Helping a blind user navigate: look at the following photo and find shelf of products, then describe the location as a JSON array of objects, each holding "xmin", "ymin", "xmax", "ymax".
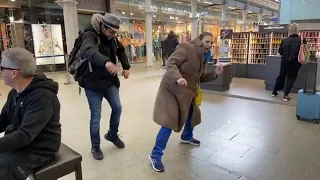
[
  {"xmin": 271, "ymin": 32, "xmax": 288, "ymax": 55},
  {"xmin": 0, "ymin": 23, "xmax": 8, "ymax": 51},
  {"xmin": 249, "ymin": 33, "xmax": 271, "ymax": 64},
  {"xmin": 300, "ymin": 31, "xmax": 320, "ymax": 56},
  {"xmin": 231, "ymin": 33, "xmax": 249, "ymax": 64}
]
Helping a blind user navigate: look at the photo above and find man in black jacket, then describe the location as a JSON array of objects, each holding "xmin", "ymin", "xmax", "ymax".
[
  {"xmin": 0, "ymin": 48, "xmax": 61, "ymax": 180},
  {"xmin": 163, "ymin": 31, "xmax": 179, "ymax": 66},
  {"xmin": 79, "ymin": 13, "xmax": 131, "ymax": 160},
  {"xmin": 272, "ymin": 23, "xmax": 306, "ymax": 101}
]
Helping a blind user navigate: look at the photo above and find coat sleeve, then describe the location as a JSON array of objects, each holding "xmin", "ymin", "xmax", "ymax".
[
  {"xmin": 0, "ymin": 102, "xmax": 8, "ymax": 133},
  {"xmin": 166, "ymin": 44, "xmax": 187, "ymax": 81},
  {"xmin": 80, "ymin": 32, "xmax": 110, "ymax": 67},
  {"xmin": 174, "ymin": 38, "xmax": 179, "ymax": 48},
  {"xmin": 200, "ymin": 64, "xmax": 218, "ymax": 83},
  {"xmin": 115, "ymin": 38, "xmax": 131, "ymax": 70},
  {"xmin": 0, "ymin": 94, "xmax": 53, "ymax": 153},
  {"xmin": 278, "ymin": 40, "xmax": 284, "ymax": 55}
]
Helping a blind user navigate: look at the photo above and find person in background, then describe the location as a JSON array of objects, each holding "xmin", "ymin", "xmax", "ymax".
[
  {"xmin": 0, "ymin": 48, "xmax": 61, "ymax": 179},
  {"xmin": 160, "ymin": 40, "xmax": 166, "ymax": 67},
  {"xmin": 162, "ymin": 31, "xmax": 179, "ymax": 67},
  {"xmin": 149, "ymin": 32, "xmax": 223, "ymax": 172},
  {"xmin": 80, "ymin": 13, "xmax": 131, "ymax": 160},
  {"xmin": 272, "ymin": 23, "xmax": 307, "ymax": 101}
]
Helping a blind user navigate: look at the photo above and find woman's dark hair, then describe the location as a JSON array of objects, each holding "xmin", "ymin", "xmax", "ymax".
[{"xmin": 199, "ymin": 32, "xmax": 213, "ymax": 40}]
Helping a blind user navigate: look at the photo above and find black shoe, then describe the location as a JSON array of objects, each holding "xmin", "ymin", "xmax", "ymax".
[
  {"xmin": 91, "ymin": 146, "xmax": 104, "ymax": 160},
  {"xmin": 104, "ymin": 132, "xmax": 125, "ymax": 149},
  {"xmin": 271, "ymin": 92, "xmax": 278, "ymax": 97},
  {"xmin": 283, "ymin": 96, "xmax": 292, "ymax": 102}
]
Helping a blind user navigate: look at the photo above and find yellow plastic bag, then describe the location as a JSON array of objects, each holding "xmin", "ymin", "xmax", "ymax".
[{"xmin": 194, "ymin": 85, "xmax": 203, "ymax": 106}]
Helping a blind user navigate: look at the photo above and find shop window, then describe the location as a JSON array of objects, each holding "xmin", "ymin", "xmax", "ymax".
[{"xmin": 0, "ymin": 0, "xmax": 67, "ymax": 73}]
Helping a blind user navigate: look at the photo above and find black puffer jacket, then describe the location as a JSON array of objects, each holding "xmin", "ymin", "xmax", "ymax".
[
  {"xmin": 79, "ymin": 26, "xmax": 130, "ymax": 92},
  {"xmin": 279, "ymin": 34, "xmax": 307, "ymax": 63},
  {"xmin": 163, "ymin": 34, "xmax": 179, "ymax": 58}
]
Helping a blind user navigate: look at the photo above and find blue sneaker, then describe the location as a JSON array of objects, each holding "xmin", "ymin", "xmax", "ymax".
[
  {"xmin": 149, "ymin": 155, "xmax": 164, "ymax": 172},
  {"xmin": 180, "ymin": 137, "xmax": 201, "ymax": 146}
]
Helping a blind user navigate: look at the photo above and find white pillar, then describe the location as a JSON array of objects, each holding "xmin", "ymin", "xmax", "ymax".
[
  {"xmin": 109, "ymin": 0, "xmax": 116, "ymax": 14},
  {"xmin": 258, "ymin": 14, "xmax": 263, "ymax": 24},
  {"xmin": 164, "ymin": 23, "xmax": 168, "ymax": 33},
  {"xmin": 145, "ymin": 0, "xmax": 153, "ymax": 67},
  {"xmin": 221, "ymin": 5, "xmax": 228, "ymax": 28},
  {"xmin": 57, "ymin": 0, "xmax": 79, "ymax": 55},
  {"xmin": 191, "ymin": 0, "xmax": 198, "ymax": 39},
  {"xmin": 241, "ymin": 10, "xmax": 247, "ymax": 32}
]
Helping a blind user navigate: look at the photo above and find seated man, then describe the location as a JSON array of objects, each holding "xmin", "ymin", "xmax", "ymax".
[{"xmin": 0, "ymin": 48, "xmax": 61, "ymax": 180}]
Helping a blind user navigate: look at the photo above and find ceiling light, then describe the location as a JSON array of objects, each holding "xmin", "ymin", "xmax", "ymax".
[
  {"xmin": 175, "ymin": 17, "xmax": 178, "ymax": 20},
  {"xmin": 130, "ymin": 13, "xmax": 133, "ymax": 15},
  {"xmin": 122, "ymin": 12, "xmax": 125, "ymax": 15},
  {"xmin": 153, "ymin": 15, "xmax": 156, "ymax": 17}
]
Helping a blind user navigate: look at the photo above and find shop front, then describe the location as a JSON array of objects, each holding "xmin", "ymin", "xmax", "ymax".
[{"xmin": 0, "ymin": 0, "xmax": 66, "ymax": 74}]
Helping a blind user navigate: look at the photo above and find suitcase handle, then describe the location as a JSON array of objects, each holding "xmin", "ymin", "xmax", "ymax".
[{"xmin": 303, "ymin": 61, "xmax": 318, "ymax": 94}]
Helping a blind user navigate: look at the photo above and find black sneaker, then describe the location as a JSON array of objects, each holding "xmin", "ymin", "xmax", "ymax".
[
  {"xmin": 104, "ymin": 132, "xmax": 125, "ymax": 149},
  {"xmin": 283, "ymin": 96, "xmax": 292, "ymax": 102},
  {"xmin": 149, "ymin": 155, "xmax": 164, "ymax": 172},
  {"xmin": 91, "ymin": 146, "xmax": 104, "ymax": 160},
  {"xmin": 271, "ymin": 92, "xmax": 278, "ymax": 97}
]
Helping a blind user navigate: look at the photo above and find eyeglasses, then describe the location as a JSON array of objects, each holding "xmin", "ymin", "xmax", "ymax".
[{"xmin": 0, "ymin": 66, "xmax": 20, "ymax": 71}]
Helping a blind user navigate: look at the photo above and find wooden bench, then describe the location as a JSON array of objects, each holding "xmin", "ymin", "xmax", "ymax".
[{"xmin": 34, "ymin": 143, "xmax": 83, "ymax": 180}]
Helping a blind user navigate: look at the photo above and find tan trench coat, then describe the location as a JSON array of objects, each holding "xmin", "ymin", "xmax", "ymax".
[{"xmin": 153, "ymin": 38, "xmax": 217, "ymax": 132}]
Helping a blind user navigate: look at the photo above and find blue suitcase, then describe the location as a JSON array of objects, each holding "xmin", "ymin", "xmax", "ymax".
[
  {"xmin": 296, "ymin": 62, "xmax": 320, "ymax": 124},
  {"xmin": 296, "ymin": 90, "xmax": 320, "ymax": 124}
]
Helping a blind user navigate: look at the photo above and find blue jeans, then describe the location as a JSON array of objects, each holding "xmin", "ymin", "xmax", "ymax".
[
  {"xmin": 85, "ymin": 86, "xmax": 122, "ymax": 147},
  {"xmin": 151, "ymin": 105, "xmax": 194, "ymax": 159}
]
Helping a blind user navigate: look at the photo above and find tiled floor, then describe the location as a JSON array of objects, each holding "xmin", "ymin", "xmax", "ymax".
[
  {"xmin": 204, "ymin": 78, "xmax": 297, "ymax": 107},
  {"xmin": 1, "ymin": 63, "xmax": 320, "ymax": 180}
]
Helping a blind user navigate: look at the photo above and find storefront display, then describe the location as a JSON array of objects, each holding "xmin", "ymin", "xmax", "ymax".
[
  {"xmin": 229, "ymin": 24, "xmax": 289, "ymax": 79},
  {"xmin": 0, "ymin": 22, "xmax": 8, "ymax": 51},
  {"xmin": 300, "ymin": 31, "xmax": 320, "ymax": 56},
  {"xmin": 32, "ymin": 24, "xmax": 65, "ymax": 65},
  {"xmin": 231, "ymin": 33, "xmax": 249, "ymax": 64},
  {"xmin": 118, "ymin": 34, "xmax": 146, "ymax": 64}
]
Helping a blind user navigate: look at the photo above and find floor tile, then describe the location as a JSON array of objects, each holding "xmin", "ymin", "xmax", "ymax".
[{"xmin": 0, "ymin": 65, "xmax": 319, "ymax": 180}]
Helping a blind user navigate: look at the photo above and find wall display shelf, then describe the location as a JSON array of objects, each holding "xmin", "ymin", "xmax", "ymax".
[
  {"xmin": 230, "ymin": 32, "xmax": 249, "ymax": 78},
  {"xmin": 300, "ymin": 31, "xmax": 320, "ymax": 56},
  {"xmin": 271, "ymin": 32, "xmax": 288, "ymax": 55},
  {"xmin": 248, "ymin": 32, "xmax": 271, "ymax": 65},
  {"xmin": 230, "ymin": 25, "xmax": 290, "ymax": 79},
  {"xmin": 231, "ymin": 33, "xmax": 249, "ymax": 64}
]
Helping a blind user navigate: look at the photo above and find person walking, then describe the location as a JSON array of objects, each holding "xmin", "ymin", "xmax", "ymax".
[
  {"xmin": 162, "ymin": 31, "xmax": 179, "ymax": 67},
  {"xmin": 272, "ymin": 23, "xmax": 307, "ymax": 101},
  {"xmin": 149, "ymin": 32, "xmax": 223, "ymax": 172},
  {"xmin": 79, "ymin": 13, "xmax": 131, "ymax": 160}
]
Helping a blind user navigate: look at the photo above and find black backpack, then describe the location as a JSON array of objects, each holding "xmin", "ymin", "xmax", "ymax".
[{"xmin": 67, "ymin": 31, "xmax": 98, "ymax": 82}]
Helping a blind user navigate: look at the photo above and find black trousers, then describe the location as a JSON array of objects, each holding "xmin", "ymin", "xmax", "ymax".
[
  {"xmin": 274, "ymin": 60, "xmax": 301, "ymax": 95},
  {"xmin": 162, "ymin": 53, "xmax": 167, "ymax": 66},
  {"xmin": 0, "ymin": 152, "xmax": 51, "ymax": 180}
]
